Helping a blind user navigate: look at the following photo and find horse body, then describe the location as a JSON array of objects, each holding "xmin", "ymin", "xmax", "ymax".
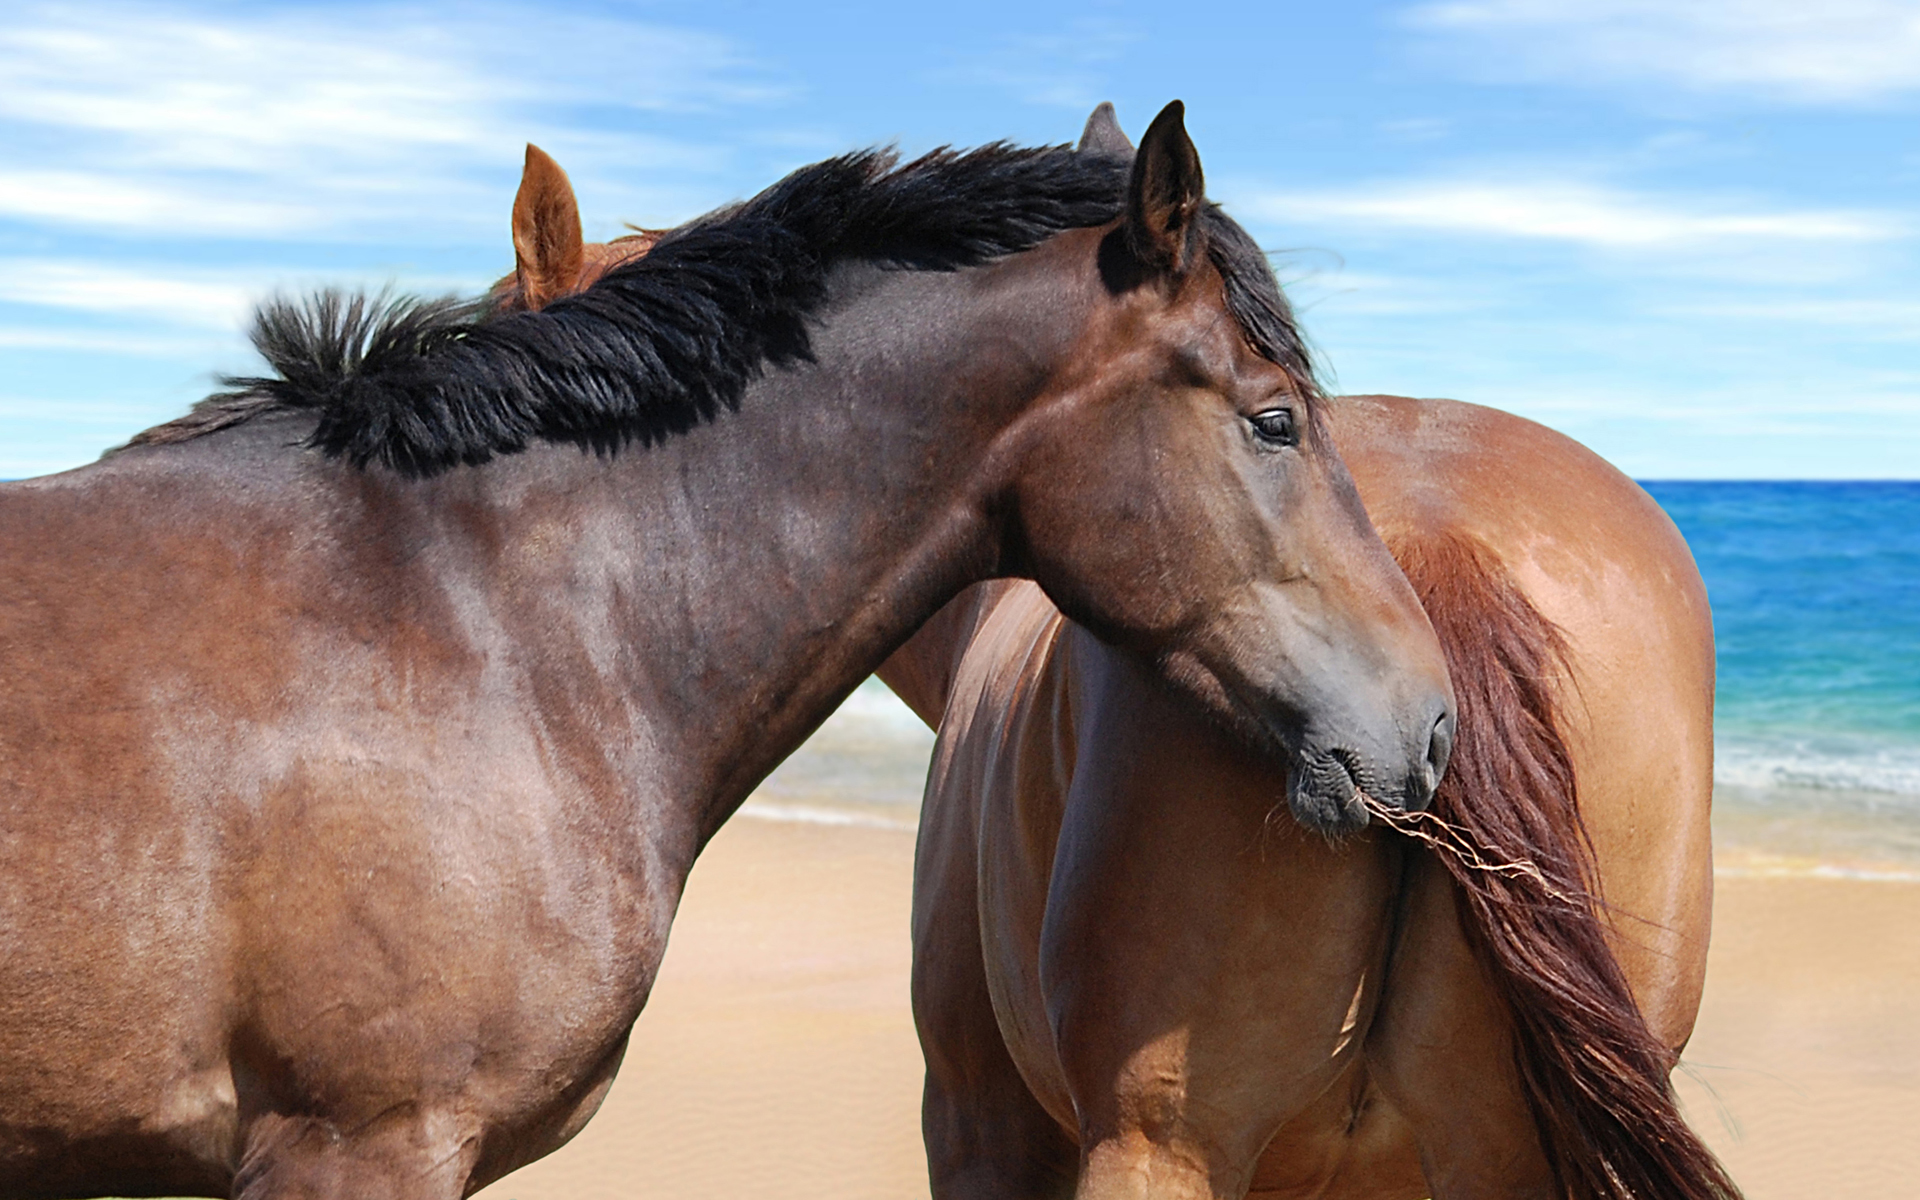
[
  {"xmin": 900, "ymin": 394, "xmax": 1721, "ymax": 1199},
  {"xmin": 0, "ymin": 113, "xmax": 1454, "ymax": 1197}
]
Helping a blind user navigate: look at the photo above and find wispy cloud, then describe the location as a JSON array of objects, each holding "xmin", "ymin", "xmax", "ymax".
[
  {"xmin": 949, "ymin": 18, "xmax": 1141, "ymax": 110},
  {"xmin": 1248, "ymin": 178, "xmax": 1903, "ymax": 248},
  {"xmin": 0, "ymin": 261, "xmax": 463, "ymax": 332},
  {"xmin": 0, "ymin": 328, "xmax": 228, "ymax": 356},
  {"xmin": 0, "ymin": 260, "xmax": 254, "ymax": 327},
  {"xmin": 0, "ymin": 395, "xmax": 169, "ymax": 423},
  {"xmin": 1405, "ymin": 0, "xmax": 1920, "ymax": 105},
  {"xmin": 1659, "ymin": 297, "xmax": 1920, "ymax": 340},
  {"xmin": 0, "ymin": 2, "xmax": 774, "ymax": 240},
  {"xmin": 0, "ymin": 170, "xmax": 323, "ymax": 237},
  {"xmin": 1278, "ymin": 267, "xmax": 1506, "ymax": 317}
]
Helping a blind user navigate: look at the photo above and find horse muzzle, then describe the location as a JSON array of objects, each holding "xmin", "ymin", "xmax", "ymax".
[{"xmin": 1285, "ymin": 705, "xmax": 1454, "ymax": 836}]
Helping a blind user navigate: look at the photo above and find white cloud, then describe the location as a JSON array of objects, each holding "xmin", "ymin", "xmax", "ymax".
[
  {"xmin": 1406, "ymin": 0, "xmax": 1920, "ymax": 105},
  {"xmin": 1659, "ymin": 297, "xmax": 1920, "ymax": 339},
  {"xmin": 0, "ymin": 396, "xmax": 168, "ymax": 423},
  {"xmin": 1248, "ymin": 178, "xmax": 1903, "ymax": 248},
  {"xmin": 1378, "ymin": 117, "xmax": 1454, "ymax": 142},
  {"xmin": 1275, "ymin": 266, "xmax": 1503, "ymax": 316},
  {"xmin": 0, "ymin": 171, "xmax": 322, "ymax": 236},
  {"xmin": 0, "ymin": 260, "xmax": 256, "ymax": 328},
  {"xmin": 0, "ymin": 2, "xmax": 773, "ymax": 239},
  {"xmin": 0, "ymin": 258, "xmax": 493, "ymax": 340},
  {"xmin": 0, "ymin": 328, "xmax": 228, "ymax": 356}
]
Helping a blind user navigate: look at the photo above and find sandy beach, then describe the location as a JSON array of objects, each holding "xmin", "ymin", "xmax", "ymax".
[
  {"xmin": 472, "ymin": 807, "xmax": 1920, "ymax": 1200},
  {"xmin": 474, "ymin": 815, "xmax": 928, "ymax": 1200}
]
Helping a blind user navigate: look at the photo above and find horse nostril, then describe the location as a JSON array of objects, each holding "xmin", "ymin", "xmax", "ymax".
[{"xmin": 1422, "ymin": 709, "xmax": 1455, "ymax": 799}]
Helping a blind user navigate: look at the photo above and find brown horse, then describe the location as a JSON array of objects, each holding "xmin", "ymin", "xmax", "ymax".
[
  {"xmin": 501, "ymin": 123, "xmax": 1730, "ymax": 1199},
  {"xmin": 888, "ymin": 110, "xmax": 1732, "ymax": 1200},
  {"xmin": 0, "ymin": 105, "xmax": 1454, "ymax": 1198}
]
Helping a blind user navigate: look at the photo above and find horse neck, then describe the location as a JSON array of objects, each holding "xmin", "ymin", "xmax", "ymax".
[{"xmin": 487, "ymin": 253, "xmax": 1093, "ymax": 849}]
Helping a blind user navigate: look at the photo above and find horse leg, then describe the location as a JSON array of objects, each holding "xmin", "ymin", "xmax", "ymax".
[
  {"xmin": 230, "ymin": 1109, "xmax": 479, "ymax": 1200},
  {"xmin": 1365, "ymin": 852, "xmax": 1555, "ymax": 1200},
  {"xmin": 1044, "ymin": 636, "xmax": 1407, "ymax": 1200},
  {"xmin": 913, "ymin": 768, "xmax": 1078, "ymax": 1199}
]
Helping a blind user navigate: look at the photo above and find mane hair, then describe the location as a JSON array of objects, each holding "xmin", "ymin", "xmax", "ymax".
[
  {"xmin": 1388, "ymin": 531, "xmax": 1740, "ymax": 1200},
  {"xmin": 1199, "ymin": 207, "xmax": 1318, "ymax": 403},
  {"xmin": 126, "ymin": 143, "xmax": 1320, "ymax": 478}
]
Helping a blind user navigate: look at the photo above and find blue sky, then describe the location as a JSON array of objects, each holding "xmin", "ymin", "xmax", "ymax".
[{"xmin": 2, "ymin": 0, "xmax": 1918, "ymax": 478}]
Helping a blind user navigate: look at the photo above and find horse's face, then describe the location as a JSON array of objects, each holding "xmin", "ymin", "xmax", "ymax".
[{"xmin": 1005, "ymin": 106, "xmax": 1454, "ymax": 832}]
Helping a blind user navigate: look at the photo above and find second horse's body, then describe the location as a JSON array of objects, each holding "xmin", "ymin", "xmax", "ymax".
[
  {"xmin": 883, "ymin": 105, "xmax": 1732, "ymax": 1199},
  {"xmin": 895, "ymin": 393, "xmax": 1725, "ymax": 1199}
]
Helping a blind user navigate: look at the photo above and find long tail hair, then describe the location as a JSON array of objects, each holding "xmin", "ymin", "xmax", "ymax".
[{"xmin": 1387, "ymin": 532, "xmax": 1739, "ymax": 1200}]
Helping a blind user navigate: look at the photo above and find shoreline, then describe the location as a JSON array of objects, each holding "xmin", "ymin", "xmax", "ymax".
[{"xmin": 1712, "ymin": 781, "xmax": 1920, "ymax": 879}]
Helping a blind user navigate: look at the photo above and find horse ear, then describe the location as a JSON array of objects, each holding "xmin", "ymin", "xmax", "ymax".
[
  {"xmin": 1077, "ymin": 102, "xmax": 1134, "ymax": 157},
  {"xmin": 512, "ymin": 143, "xmax": 585, "ymax": 311},
  {"xmin": 1122, "ymin": 101, "xmax": 1205, "ymax": 276}
]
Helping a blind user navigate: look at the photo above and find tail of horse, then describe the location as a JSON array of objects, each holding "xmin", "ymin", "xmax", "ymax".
[{"xmin": 1389, "ymin": 532, "xmax": 1740, "ymax": 1200}]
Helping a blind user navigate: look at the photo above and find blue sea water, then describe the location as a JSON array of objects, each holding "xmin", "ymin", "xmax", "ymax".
[{"xmin": 1642, "ymin": 482, "xmax": 1920, "ymax": 807}]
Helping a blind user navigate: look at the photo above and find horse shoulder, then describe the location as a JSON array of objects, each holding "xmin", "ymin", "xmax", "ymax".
[{"xmin": 915, "ymin": 581, "xmax": 1080, "ymax": 1125}]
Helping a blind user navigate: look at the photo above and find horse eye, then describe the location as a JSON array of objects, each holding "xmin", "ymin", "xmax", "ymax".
[{"xmin": 1249, "ymin": 407, "xmax": 1298, "ymax": 448}]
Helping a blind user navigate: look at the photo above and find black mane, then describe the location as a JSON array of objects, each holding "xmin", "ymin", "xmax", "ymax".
[{"xmin": 129, "ymin": 143, "xmax": 1318, "ymax": 477}]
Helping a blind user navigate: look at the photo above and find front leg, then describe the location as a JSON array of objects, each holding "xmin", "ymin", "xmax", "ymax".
[{"xmin": 1040, "ymin": 640, "xmax": 1403, "ymax": 1200}]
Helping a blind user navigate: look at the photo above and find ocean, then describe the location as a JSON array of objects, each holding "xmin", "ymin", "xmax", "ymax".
[
  {"xmin": 1646, "ymin": 481, "xmax": 1920, "ymax": 875},
  {"xmin": 753, "ymin": 482, "xmax": 1920, "ymax": 875}
]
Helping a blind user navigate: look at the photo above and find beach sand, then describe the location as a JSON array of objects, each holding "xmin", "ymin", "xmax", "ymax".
[{"xmin": 476, "ymin": 812, "xmax": 1920, "ymax": 1200}]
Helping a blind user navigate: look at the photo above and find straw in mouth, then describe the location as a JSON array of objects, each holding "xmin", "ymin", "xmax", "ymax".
[{"xmin": 1358, "ymin": 790, "xmax": 1578, "ymax": 907}]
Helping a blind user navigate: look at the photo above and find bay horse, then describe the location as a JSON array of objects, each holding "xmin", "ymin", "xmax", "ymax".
[
  {"xmin": 891, "ymin": 110, "xmax": 1733, "ymax": 1200},
  {"xmin": 500, "ymin": 120, "xmax": 1730, "ymax": 1199},
  {"xmin": 0, "ymin": 105, "xmax": 1455, "ymax": 1198}
]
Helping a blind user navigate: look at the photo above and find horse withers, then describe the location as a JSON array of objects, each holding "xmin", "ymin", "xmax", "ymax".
[{"xmin": 0, "ymin": 105, "xmax": 1450, "ymax": 1198}]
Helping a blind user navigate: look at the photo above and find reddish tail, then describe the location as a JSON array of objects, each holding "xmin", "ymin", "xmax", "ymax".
[{"xmin": 1391, "ymin": 533, "xmax": 1739, "ymax": 1200}]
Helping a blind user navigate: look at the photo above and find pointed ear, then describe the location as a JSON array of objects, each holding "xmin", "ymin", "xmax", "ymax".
[
  {"xmin": 1076, "ymin": 101, "xmax": 1133, "ymax": 157},
  {"xmin": 1122, "ymin": 101, "xmax": 1205, "ymax": 276},
  {"xmin": 511, "ymin": 143, "xmax": 585, "ymax": 311}
]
